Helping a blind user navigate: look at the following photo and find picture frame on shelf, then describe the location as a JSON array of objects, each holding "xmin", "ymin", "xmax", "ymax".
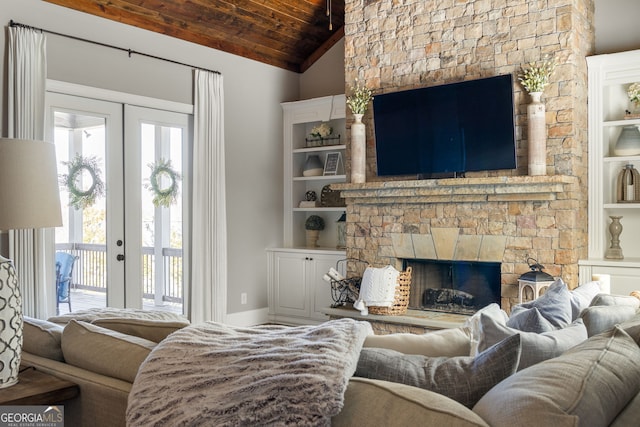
[{"xmin": 323, "ymin": 152, "xmax": 342, "ymax": 176}]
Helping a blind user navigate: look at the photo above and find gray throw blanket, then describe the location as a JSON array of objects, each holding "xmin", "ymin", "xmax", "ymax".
[{"xmin": 126, "ymin": 318, "xmax": 373, "ymax": 426}]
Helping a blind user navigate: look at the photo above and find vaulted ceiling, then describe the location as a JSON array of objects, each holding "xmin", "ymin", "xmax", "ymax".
[{"xmin": 44, "ymin": 0, "xmax": 345, "ymax": 73}]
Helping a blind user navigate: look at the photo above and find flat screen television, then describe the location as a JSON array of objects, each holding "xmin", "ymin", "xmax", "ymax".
[{"xmin": 373, "ymin": 74, "xmax": 517, "ymax": 178}]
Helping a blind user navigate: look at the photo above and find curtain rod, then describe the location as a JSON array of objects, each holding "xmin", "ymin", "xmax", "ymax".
[{"xmin": 9, "ymin": 19, "xmax": 221, "ymax": 75}]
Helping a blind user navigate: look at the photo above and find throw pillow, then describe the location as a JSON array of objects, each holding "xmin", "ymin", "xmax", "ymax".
[
  {"xmin": 590, "ymin": 293, "xmax": 640, "ymax": 309},
  {"xmin": 477, "ymin": 312, "xmax": 587, "ymax": 370},
  {"xmin": 506, "ymin": 307, "xmax": 555, "ymax": 333},
  {"xmin": 92, "ymin": 317, "xmax": 189, "ymax": 343},
  {"xmin": 363, "ymin": 326, "xmax": 471, "ymax": 357},
  {"xmin": 568, "ymin": 280, "xmax": 602, "ymax": 320},
  {"xmin": 355, "ymin": 334, "xmax": 521, "ymax": 409},
  {"xmin": 473, "ymin": 326, "xmax": 640, "ymax": 427},
  {"xmin": 22, "ymin": 316, "xmax": 64, "ymax": 361},
  {"xmin": 509, "ymin": 279, "xmax": 572, "ymax": 328},
  {"xmin": 579, "ymin": 305, "xmax": 638, "ymax": 337},
  {"xmin": 464, "ymin": 303, "xmax": 509, "ymax": 356},
  {"xmin": 61, "ymin": 320, "xmax": 156, "ymax": 383}
]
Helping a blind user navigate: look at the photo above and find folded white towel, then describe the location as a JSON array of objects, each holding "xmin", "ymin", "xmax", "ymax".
[{"xmin": 354, "ymin": 265, "xmax": 400, "ymax": 315}]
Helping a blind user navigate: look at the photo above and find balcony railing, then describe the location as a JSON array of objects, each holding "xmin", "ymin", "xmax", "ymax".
[{"xmin": 56, "ymin": 243, "xmax": 183, "ymax": 304}]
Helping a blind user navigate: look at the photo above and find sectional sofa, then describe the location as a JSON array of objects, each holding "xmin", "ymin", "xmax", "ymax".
[{"xmin": 20, "ymin": 285, "xmax": 640, "ymax": 426}]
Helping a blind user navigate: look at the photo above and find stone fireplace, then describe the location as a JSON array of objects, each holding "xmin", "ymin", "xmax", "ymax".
[
  {"xmin": 339, "ymin": 0, "xmax": 594, "ymax": 313},
  {"xmin": 334, "ymin": 176, "xmax": 582, "ymax": 313}
]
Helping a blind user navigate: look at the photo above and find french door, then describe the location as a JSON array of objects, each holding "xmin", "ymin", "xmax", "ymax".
[{"xmin": 45, "ymin": 91, "xmax": 190, "ymax": 314}]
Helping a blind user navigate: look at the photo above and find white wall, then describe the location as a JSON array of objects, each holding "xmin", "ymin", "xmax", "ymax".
[
  {"xmin": 0, "ymin": 0, "xmax": 299, "ymax": 319},
  {"xmin": 300, "ymin": 39, "xmax": 346, "ymax": 100},
  {"xmin": 594, "ymin": 0, "xmax": 640, "ymax": 54}
]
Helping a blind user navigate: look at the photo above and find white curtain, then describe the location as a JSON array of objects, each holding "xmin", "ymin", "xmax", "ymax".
[
  {"xmin": 189, "ymin": 70, "xmax": 227, "ymax": 323},
  {"xmin": 6, "ymin": 26, "xmax": 54, "ymax": 318}
]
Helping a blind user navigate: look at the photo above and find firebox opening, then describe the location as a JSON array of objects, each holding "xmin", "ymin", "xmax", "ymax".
[{"xmin": 403, "ymin": 258, "xmax": 501, "ymax": 315}]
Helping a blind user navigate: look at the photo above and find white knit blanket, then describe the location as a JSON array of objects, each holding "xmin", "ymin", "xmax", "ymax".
[
  {"xmin": 126, "ymin": 319, "xmax": 373, "ymax": 426},
  {"xmin": 353, "ymin": 265, "xmax": 400, "ymax": 315}
]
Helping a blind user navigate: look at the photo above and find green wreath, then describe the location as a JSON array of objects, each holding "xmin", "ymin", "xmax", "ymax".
[
  {"xmin": 145, "ymin": 159, "xmax": 182, "ymax": 208},
  {"xmin": 60, "ymin": 154, "xmax": 105, "ymax": 210}
]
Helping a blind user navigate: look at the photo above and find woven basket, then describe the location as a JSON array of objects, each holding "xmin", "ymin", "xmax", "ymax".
[{"xmin": 368, "ymin": 266, "xmax": 412, "ymax": 316}]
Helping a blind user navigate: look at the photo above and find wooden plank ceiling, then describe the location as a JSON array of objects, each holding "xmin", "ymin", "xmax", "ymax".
[{"xmin": 43, "ymin": 0, "xmax": 345, "ymax": 73}]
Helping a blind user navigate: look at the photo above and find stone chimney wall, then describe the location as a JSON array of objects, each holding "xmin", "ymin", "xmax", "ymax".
[{"xmin": 341, "ymin": 0, "xmax": 595, "ymax": 312}]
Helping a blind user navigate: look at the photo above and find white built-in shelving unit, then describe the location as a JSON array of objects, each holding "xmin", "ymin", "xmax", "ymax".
[
  {"xmin": 267, "ymin": 95, "xmax": 347, "ymax": 325},
  {"xmin": 580, "ymin": 49, "xmax": 640, "ymax": 294}
]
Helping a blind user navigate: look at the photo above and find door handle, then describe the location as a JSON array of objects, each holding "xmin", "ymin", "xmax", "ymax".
[{"xmin": 116, "ymin": 254, "xmax": 125, "ymax": 261}]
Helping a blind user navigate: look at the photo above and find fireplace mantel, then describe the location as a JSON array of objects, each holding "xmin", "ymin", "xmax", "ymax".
[{"xmin": 332, "ymin": 175, "xmax": 579, "ymax": 204}]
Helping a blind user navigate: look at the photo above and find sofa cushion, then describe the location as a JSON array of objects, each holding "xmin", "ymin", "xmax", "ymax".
[
  {"xmin": 590, "ymin": 293, "xmax": 640, "ymax": 309},
  {"xmin": 363, "ymin": 326, "xmax": 471, "ymax": 357},
  {"xmin": 477, "ymin": 313, "xmax": 587, "ymax": 370},
  {"xmin": 48, "ymin": 307, "xmax": 187, "ymax": 325},
  {"xmin": 579, "ymin": 305, "xmax": 638, "ymax": 337},
  {"xmin": 22, "ymin": 316, "xmax": 64, "ymax": 361},
  {"xmin": 355, "ymin": 334, "xmax": 521, "ymax": 408},
  {"xmin": 568, "ymin": 280, "xmax": 602, "ymax": 320},
  {"xmin": 506, "ymin": 307, "xmax": 555, "ymax": 333},
  {"xmin": 611, "ymin": 390, "xmax": 640, "ymax": 427},
  {"xmin": 509, "ymin": 279, "xmax": 572, "ymax": 328},
  {"xmin": 472, "ymin": 326, "xmax": 640, "ymax": 427},
  {"xmin": 92, "ymin": 317, "xmax": 189, "ymax": 343},
  {"xmin": 61, "ymin": 320, "xmax": 156, "ymax": 383},
  {"xmin": 333, "ymin": 378, "xmax": 489, "ymax": 427},
  {"xmin": 618, "ymin": 314, "xmax": 640, "ymax": 345}
]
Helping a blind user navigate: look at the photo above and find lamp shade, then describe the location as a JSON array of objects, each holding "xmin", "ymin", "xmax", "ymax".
[{"xmin": 0, "ymin": 138, "xmax": 62, "ymax": 229}]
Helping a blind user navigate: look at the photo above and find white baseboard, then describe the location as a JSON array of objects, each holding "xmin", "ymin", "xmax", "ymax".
[{"xmin": 224, "ymin": 307, "xmax": 270, "ymax": 326}]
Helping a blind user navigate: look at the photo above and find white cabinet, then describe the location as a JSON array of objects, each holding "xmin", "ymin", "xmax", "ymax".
[
  {"xmin": 579, "ymin": 260, "xmax": 640, "ymax": 296},
  {"xmin": 581, "ymin": 49, "xmax": 640, "ymax": 293},
  {"xmin": 281, "ymin": 95, "xmax": 347, "ymax": 249},
  {"xmin": 267, "ymin": 249, "xmax": 345, "ymax": 325}
]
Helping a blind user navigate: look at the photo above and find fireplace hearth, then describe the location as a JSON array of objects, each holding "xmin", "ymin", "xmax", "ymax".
[{"xmin": 405, "ymin": 259, "xmax": 501, "ymax": 315}]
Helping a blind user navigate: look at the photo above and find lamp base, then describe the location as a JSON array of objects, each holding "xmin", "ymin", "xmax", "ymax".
[{"xmin": 0, "ymin": 256, "xmax": 23, "ymax": 389}]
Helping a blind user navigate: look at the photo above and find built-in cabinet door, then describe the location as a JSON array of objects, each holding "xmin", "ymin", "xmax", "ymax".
[
  {"xmin": 273, "ymin": 252, "xmax": 308, "ymax": 318},
  {"xmin": 308, "ymin": 254, "xmax": 342, "ymax": 321},
  {"xmin": 268, "ymin": 249, "xmax": 344, "ymax": 324}
]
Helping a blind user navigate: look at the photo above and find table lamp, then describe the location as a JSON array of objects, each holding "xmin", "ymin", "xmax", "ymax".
[{"xmin": 0, "ymin": 138, "xmax": 62, "ymax": 388}]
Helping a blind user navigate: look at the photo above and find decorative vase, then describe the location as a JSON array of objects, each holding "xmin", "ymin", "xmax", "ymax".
[
  {"xmin": 351, "ymin": 113, "xmax": 366, "ymax": 183},
  {"xmin": 306, "ymin": 229, "xmax": 320, "ymax": 247},
  {"xmin": 604, "ymin": 216, "xmax": 624, "ymax": 259},
  {"xmin": 527, "ymin": 91, "xmax": 546, "ymax": 176},
  {"xmin": 616, "ymin": 164, "xmax": 640, "ymax": 202},
  {"xmin": 613, "ymin": 126, "xmax": 640, "ymax": 156},
  {"xmin": 0, "ymin": 257, "xmax": 22, "ymax": 388},
  {"xmin": 303, "ymin": 154, "xmax": 324, "ymax": 177}
]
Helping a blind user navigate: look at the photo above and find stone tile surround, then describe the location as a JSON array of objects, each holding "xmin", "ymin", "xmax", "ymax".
[{"xmin": 334, "ymin": 176, "xmax": 583, "ymax": 313}]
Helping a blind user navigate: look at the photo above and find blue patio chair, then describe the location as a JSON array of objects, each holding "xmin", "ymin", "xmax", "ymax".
[{"xmin": 55, "ymin": 252, "xmax": 78, "ymax": 314}]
